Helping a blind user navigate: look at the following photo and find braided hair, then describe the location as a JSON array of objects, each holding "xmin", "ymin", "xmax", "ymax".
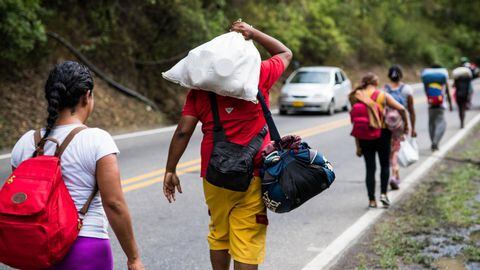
[{"xmin": 42, "ymin": 61, "xmax": 93, "ymax": 142}]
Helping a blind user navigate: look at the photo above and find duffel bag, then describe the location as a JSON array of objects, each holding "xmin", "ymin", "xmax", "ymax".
[
  {"xmin": 261, "ymin": 139, "xmax": 335, "ymax": 213},
  {"xmin": 257, "ymin": 92, "xmax": 336, "ymax": 213}
]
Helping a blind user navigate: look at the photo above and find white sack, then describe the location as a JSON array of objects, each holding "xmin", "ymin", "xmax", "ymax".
[
  {"xmin": 398, "ymin": 137, "xmax": 419, "ymax": 167},
  {"xmin": 452, "ymin": 67, "xmax": 472, "ymax": 80},
  {"xmin": 162, "ymin": 32, "xmax": 261, "ymax": 102}
]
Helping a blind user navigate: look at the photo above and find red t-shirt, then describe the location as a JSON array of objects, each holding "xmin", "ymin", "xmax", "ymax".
[{"xmin": 182, "ymin": 55, "xmax": 286, "ymax": 177}]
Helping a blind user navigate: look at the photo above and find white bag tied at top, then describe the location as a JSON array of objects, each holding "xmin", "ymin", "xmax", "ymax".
[
  {"xmin": 162, "ymin": 32, "xmax": 261, "ymax": 102},
  {"xmin": 452, "ymin": 66, "xmax": 472, "ymax": 80}
]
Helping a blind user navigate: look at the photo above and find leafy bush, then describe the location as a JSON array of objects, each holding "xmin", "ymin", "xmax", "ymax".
[{"xmin": 0, "ymin": 0, "xmax": 45, "ymax": 64}]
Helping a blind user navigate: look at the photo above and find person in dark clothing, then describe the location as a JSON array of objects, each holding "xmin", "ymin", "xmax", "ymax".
[{"xmin": 454, "ymin": 76, "xmax": 473, "ymax": 128}]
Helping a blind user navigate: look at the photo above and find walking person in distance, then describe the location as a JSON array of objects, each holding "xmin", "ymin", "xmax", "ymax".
[
  {"xmin": 384, "ymin": 65, "xmax": 417, "ymax": 190},
  {"xmin": 421, "ymin": 65, "xmax": 453, "ymax": 151},
  {"xmin": 350, "ymin": 73, "xmax": 409, "ymax": 208}
]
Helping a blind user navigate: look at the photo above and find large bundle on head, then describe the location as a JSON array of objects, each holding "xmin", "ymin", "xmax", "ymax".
[
  {"xmin": 162, "ymin": 32, "xmax": 261, "ymax": 102},
  {"xmin": 452, "ymin": 67, "xmax": 472, "ymax": 80}
]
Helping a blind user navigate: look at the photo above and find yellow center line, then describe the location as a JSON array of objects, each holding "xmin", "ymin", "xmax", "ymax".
[
  {"xmin": 122, "ymin": 94, "xmax": 429, "ymax": 193},
  {"xmin": 123, "ymin": 165, "xmax": 201, "ymax": 192},
  {"xmin": 121, "ymin": 158, "xmax": 200, "ymax": 185}
]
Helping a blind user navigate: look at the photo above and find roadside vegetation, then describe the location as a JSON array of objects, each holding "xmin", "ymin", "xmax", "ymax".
[
  {"xmin": 1, "ymin": 0, "xmax": 480, "ymax": 149},
  {"xmin": 335, "ymin": 126, "xmax": 480, "ymax": 270}
]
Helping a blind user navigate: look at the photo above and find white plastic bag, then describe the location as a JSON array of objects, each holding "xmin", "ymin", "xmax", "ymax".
[
  {"xmin": 162, "ymin": 32, "xmax": 261, "ymax": 102},
  {"xmin": 452, "ymin": 66, "xmax": 472, "ymax": 79},
  {"xmin": 398, "ymin": 137, "xmax": 419, "ymax": 167}
]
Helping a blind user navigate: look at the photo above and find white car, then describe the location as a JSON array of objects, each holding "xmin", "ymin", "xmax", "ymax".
[{"xmin": 279, "ymin": 67, "xmax": 352, "ymax": 115}]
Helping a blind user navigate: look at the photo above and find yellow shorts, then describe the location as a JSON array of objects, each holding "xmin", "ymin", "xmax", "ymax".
[{"xmin": 203, "ymin": 177, "xmax": 268, "ymax": 265}]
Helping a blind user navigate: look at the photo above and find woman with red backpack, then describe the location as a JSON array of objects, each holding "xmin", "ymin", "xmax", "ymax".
[
  {"xmin": 384, "ymin": 65, "xmax": 417, "ymax": 190},
  {"xmin": 8, "ymin": 61, "xmax": 144, "ymax": 270},
  {"xmin": 349, "ymin": 73, "xmax": 409, "ymax": 208}
]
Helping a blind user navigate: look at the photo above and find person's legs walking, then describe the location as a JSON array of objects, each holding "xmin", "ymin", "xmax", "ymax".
[
  {"xmin": 229, "ymin": 178, "xmax": 267, "ymax": 269},
  {"xmin": 378, "ymin": 129, "xmax": 392, "ymax": 198},
  {"xmin": 210, "ymin": 250, "xmax": 231, "ymax": 270},
  {"xmin": 203, "ymin": 180, "xmax": 233, "ymax": 270},
  {"xmin": 428, "ymin": 107, "xmax": 436, "ymax": 148},
  {"xmin": 457, "ymin": 98, "xmax": 467, "ymax": 128},
  {"xmin": 432, "ymin": 108, "xmax": 446, "ymax": 148},
  {"xmin": 429, "ymin": 107, "xmax": 446, "ymax": 151},
  {"xmin": 389, "ymin": 136, "xmax": 401, "ymax": 189},
  {"xmin": 360, "ymin": 140, "xmax": 377, "ymax": 203}
]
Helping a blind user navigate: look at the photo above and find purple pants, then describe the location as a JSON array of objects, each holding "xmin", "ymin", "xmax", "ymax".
[{"xmin": 50, "ymin": 236, "xmax": 113, "ymax": 270}]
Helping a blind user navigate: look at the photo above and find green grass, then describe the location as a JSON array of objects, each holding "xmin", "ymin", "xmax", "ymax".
[
  {"xmin": 463, "ymin": 245, "xmax": 480, "ymax": 262},
  {"xmin": 435, "ymin": 165, "xmax": 480, "ymax": 227}
]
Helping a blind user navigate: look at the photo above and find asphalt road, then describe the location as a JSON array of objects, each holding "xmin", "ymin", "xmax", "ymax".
[{"xmin": 1, "ymin": 82, "xmax": 479, "ymax": 270}]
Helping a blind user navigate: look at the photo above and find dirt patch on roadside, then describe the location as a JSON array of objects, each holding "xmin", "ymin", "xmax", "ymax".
[{"xmin": 332, "ymin": 125, "xmax": 480, "ymax": 270}]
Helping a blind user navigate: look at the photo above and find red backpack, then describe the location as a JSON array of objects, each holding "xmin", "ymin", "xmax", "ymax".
[
  {"xmin": 0, "ymin": 126, "xmax": 97, "ymax": 269},
  {"xmin": 350, "ymin": 90, "xmax": 382, "ymax": 140}
]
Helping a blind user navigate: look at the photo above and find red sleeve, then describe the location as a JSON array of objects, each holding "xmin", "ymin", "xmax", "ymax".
[
  {"xmin": 182, "ymin": 90, "xmax": 198, "ymax": 117},
  {"xmin": 258, "ymin": 55, "xmax": 286, "ymax": 92}
]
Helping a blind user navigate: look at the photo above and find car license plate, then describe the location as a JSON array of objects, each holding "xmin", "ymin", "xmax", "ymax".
[{"xmin": 292, "ymin": 101, "xmax": 305, "ymax": 107}]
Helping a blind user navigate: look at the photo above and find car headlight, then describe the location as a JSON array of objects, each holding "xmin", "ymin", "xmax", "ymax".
[
  {"xmin": 313, "ymin": 94, "xmax": 326, "ymax": 100},
  {"xmin": 280, "ymin": 92, "xmax": 289, "ymax": 98}
]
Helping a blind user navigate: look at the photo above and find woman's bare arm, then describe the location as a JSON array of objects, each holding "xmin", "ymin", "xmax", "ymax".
[
  {"xmin": 96, "ymin": 154, "xmax": 144, "ymax": 270},
  {"xmin": 407, "ymin": 95, "xmax": 417, "ymax": 137}
]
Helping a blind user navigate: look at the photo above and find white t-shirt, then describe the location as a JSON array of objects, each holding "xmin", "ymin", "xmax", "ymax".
[{"xmin": 11, "ymin": 123, "xmax": 119, "ymax": 239}]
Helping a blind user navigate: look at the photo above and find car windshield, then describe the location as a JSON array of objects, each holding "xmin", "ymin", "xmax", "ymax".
[{"xmin": 290, "ymin": 71, "xmax": 330, "ymax": 84}]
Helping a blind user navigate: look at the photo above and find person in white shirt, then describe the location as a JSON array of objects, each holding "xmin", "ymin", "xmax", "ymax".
[{"xmin": 10, "ymin": 61, "xmax": 144, "ymax": 270}]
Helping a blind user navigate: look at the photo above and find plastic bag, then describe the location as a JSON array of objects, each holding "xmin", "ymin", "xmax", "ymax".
[
  {"xmin": 452, "ymin": 67, "xmax": 472, "ymax": 80},
  {"xmin": 398, "ymin": 137, "xmax": 419, "ymax": 167},
  {"xmin": 162, "ymin": 32, "xmax": 261, "ymax": 102}
]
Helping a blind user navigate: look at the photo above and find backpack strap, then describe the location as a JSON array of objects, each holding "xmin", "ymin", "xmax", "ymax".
[
  {"xmin": 257, "ymin": 90, "xmax": 281, "ymax": 144},
  {"xmin": 208, "ymin": 92, "xmax": 227, "ymax": 143},
  {"xmin": 57, "ymin": 126, "xmax": 88, "ymax": 158},
  {"xmin": 57, "ymin": 126, "xmax": 97, "ymax": 219},
  {"xmin": 371, "ymin": 89, "xmax": 381, "ymax": 102},
  {"xmin": 79, "ymin": 184, "xmax": 98, "ymax": 217},
  {"xmin": 32, "ymin": 128, "xmax": 61, "ymax": 157},
  {"xmin": 34, "ymin": 129, "xmax": 42, "ymax": 147},
  {"xmin": 384, "ymin": 84, "xmax": 391, "ymax": 93},
  {"xmin": 208, "ymin": 90, "xmax": 282, "ymax": 146}
]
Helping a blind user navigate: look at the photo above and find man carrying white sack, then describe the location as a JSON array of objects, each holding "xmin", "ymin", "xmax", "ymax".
[{"xmin": 162, "ymin": 21, "xmax": 292, "ymax": 270}]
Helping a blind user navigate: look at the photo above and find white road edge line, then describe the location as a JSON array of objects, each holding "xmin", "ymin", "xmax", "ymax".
[{"xmin": 301, "ymin": 111, "xmax": 480, "ymax": 270}]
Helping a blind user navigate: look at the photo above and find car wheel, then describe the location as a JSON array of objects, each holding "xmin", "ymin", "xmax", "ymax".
[
  {"xmin": 279, "ymin": 109, "xmax": 288, "ymax": 115},
  {"xmin": 343, "ymin": 101, "xmax": 351, "ymax": 112},
  {"xmin": 327, "ymin": 100, "xmax": 335, "ymax": 115}
]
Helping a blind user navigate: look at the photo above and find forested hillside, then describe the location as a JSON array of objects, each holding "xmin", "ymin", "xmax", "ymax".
[{"xmin": 1, "ymin": 0, "xmax": 479, "ymax": 149}]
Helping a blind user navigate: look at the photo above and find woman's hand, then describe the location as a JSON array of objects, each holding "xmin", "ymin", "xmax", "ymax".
[
  {"xmin": 163, "ymin": 171, "xmax": 182, "ymax": 203},
  {"xmin": 356, "ymin": 147, "xmax": 363, "ymax": 157},
  {"xmin": 128, "ymin": 258, "xmax": 145, "ymax": 270},
  {"xmin": 230, "ymin": 20, "xmax": 256, "ymax": 40}
]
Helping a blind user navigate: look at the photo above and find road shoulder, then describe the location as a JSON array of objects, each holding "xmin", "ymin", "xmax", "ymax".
[{"xmin": 332, "ymin": 123, "xmax": 480, "ymax": 270}]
